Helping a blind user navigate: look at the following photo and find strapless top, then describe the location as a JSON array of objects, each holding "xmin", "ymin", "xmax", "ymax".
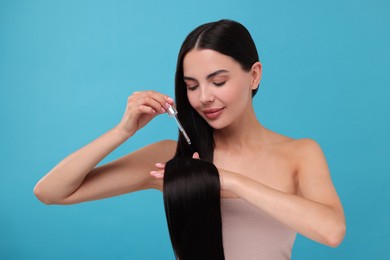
[{"xmin": 221, "ymin": 198, "xmax": 296, "ymax": 260}]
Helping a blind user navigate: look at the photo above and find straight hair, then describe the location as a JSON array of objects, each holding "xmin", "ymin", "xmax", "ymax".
[
  {"xmin": 163, "ymin": 19, "xmax": 260, "ymax": 260},
  {"xmin": 163, "ymin": 158, "xmax": 224, "ymax": 260}
]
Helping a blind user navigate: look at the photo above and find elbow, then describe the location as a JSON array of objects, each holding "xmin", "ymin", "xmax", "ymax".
[
  {"xmin": 33, "ymin": 183, "xmax": 74, "ymax": 205},
  {"xmin": 33, "ymin": 183, "xmax": 55, "ymax": 205},
  {"xmin": 324, "ymin": 222, "xmax": 346, "ymax": 248}
]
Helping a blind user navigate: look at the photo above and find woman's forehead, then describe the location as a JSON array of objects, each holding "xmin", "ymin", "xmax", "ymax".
[{"xmin": 183, "ymin": 49, "xmax": 239, "ymax": 77}]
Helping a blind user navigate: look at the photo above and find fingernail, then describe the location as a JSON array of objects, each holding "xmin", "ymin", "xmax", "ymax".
[
  {"xmin": 155, "ymin": 163, "xmax": 164, "ymax": 167},
  {"xmin": 155, "ymin": 173, "xmax": 163, "ymax": 178},
  {"xmin": 165, "ymin": 102, "xmax": 171, "ymax": 109},
  {"xmin": 160, "ymin": 107, "xmax": 166, "ymax": 113},
  {"xmin": 150, "ymin": 171, "xmax": 157, "ymax": 175},
  {"xmin": 167, "ymin": 97, "xmax": 174, "ymax": 103}
]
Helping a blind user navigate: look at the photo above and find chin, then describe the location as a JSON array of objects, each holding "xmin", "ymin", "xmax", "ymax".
[{"xmin": 205, "ymin": 119, "xmax": 231, "ymax": 130}]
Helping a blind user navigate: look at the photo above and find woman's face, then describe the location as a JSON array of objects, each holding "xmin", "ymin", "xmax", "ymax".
[{"xmin": 183, "ymin": 49, "xmax": 259, "ymax": 130}]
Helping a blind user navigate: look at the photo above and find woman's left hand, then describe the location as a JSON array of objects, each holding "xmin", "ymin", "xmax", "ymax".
[{"xmin": 150, "ymin": 152, "xmax": 200, "ymax": 179}]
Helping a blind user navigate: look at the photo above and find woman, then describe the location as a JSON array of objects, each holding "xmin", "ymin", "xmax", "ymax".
[{"xmin": 34, "ymin": 19, "xmax": 346, "ymax": 259}]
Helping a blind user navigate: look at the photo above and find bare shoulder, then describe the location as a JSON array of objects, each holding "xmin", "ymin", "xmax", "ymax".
[
  {"xmin": 266, "ymin": 130, "xmax": 322, "ymax": 156},
  {"xmin": 269, "ymin": 135, "xmax": 332, "ymax": 193},
  {"xmin": 283, "ymin": 138, "xmax": 330, "ymax": 183},
  {"xmin": 263, "ymin": 131, "xmax": 324, "ymax": 166},
  {"xmin": 287, "ymin": 138, "xmax": 325, "ymax": 161}
]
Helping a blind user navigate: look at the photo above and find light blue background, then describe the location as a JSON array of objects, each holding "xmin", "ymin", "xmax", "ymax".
[{"xmin": 1, "ymin": 0, "xmax": 389, "ymax": 259}]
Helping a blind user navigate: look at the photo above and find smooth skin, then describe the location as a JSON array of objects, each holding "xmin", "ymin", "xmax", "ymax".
[{"xmin": 34, "ymin": 49, "xmax": 345, "ymax": 248}]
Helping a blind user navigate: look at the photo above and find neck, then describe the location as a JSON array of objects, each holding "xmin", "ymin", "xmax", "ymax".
[{"xmin": 213, "ymin": 106, "xmax": 266, "ymax": 152}]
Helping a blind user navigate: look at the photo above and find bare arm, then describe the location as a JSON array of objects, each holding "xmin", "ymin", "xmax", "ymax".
[
  {"xmin": 34, "ymin": 91, "xmax": 175, "ymax": 205},
  {"xmin": 222, "ymin": 139, "xmax": 346, "ymax": 247}
]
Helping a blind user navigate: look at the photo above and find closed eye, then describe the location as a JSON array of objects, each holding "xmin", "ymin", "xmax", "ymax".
[
  {"xmin": 213, "ymin": 81, "xmax": 226, "ymax": 87},
  {"xmin": 187, "ymin": 85, "xmax": 198, "ymax": 91}
]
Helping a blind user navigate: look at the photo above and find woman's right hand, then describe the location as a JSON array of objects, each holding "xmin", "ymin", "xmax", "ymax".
[{"xmin": 116, "ymin": 91, "xmax": 174, "ymax": 137}]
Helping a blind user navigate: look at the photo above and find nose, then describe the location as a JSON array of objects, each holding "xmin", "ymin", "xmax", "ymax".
[{"xmin": 199, "ymin": 85, "xmax": 215, "ymax": 104}]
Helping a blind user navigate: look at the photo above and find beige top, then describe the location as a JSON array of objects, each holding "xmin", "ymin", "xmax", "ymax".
[{"xmin": 221, "ymin": 198, "xmax": 296, "ymax": 260}]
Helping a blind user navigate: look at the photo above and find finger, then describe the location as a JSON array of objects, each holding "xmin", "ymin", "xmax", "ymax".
[
  {"xmin": 151, "ymin": 169, "xmax": 164, "ymax": 174},
  {"xmin": 137, "ymin": 105, "xmax": 156, "ymax": 115},
  {"xmin": 144, "ymin": 90, "xmax": 174, "ymax": 106},
  {"xmin": 192, "ymin": 152, "xmax": 200, "ymax": 159},
  {"xmin": 150, "ymin": 170, "xmax": 164, "ymax": 179},
  {"xmin": 166, "ymin": 96, "xmax": 175, "ymax": 104},
  {"xmin": 127, "ymin": 94, "xmax": 159, "ymax": 114},
  {"xmin": 155, "ymin": 163, "xmax": 165, "ymax": 169},
  {"xmin": 130, "ymin": 91, "xmax": 174, "ymax": 113},
  {"xmin": 137, "ymin": 96, "xmax": 167, "ymax": 114},
  {"xmin": 142, "ymin": 91, "xmax": 174, "ymax": 111}
]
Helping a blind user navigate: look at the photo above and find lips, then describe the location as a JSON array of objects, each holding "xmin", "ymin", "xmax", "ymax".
[{"xmin": 202, "ymin": 108, "xmax": 224, "ymax": 120}]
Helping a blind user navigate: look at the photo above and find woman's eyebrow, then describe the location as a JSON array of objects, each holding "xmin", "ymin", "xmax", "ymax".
[
  {"xmin": 206, "ymin": 69, "xmax": 229, "ymax": 80},
  {"xmin": 184, "ymin": 69, "xmax": 229, "ymax": 81}
]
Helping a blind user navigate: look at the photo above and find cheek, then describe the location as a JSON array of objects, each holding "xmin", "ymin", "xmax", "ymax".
[
  {"xmin": 187, "ymin": 92, "xmax": 198, "ymax": 108},
  {"xmin": 225, "ymin": 81, "xmax": 248, "ymax": 102},
  {"xmin": 226, "ymin": 86, "xmax": 241, "ymax": 100}
]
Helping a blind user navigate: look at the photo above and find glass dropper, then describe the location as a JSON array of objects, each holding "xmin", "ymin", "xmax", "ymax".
[{"xmin": 167, "ymin": 105, "xmax": 191, "ymax": 145}]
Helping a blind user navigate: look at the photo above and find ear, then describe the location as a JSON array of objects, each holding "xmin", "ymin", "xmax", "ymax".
[{"xmin": 250, "ymin": 62, "xmax": 262, "ymax": 91}]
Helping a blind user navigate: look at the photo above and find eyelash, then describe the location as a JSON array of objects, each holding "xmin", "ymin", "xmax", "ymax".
[
  {"xmin": 214, "ymin": 81, "xmax": 226, "ymax": 87},
  {"xmin": 187, "ymin": 81, "xmax": 226, "ymax": 91}
]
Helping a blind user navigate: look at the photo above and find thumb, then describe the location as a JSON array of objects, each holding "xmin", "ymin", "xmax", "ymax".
[{"xmin": 192, "ymin": 152, "xmax": 200, "ymax": 159}]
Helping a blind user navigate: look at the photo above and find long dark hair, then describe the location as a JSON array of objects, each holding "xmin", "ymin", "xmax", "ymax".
[
  {"xmin": 163, "ymin": 19, "xmax": 260, "ymax": 260},
  {"xmin": 174, "ymin": 19, "xmax": 260, "ymax": 161},
  {"xmin": 163, "ymin": 158, "xmax": 224, "ymax": 260}
]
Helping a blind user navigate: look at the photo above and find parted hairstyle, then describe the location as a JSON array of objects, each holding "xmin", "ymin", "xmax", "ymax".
[
  {"xmin": 174, "ymin": 19, "xmax": 260, "ymax": 161},
  {"xmin": 163, "ymin": 19, "xmax": 260, "ymax": 260}
]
